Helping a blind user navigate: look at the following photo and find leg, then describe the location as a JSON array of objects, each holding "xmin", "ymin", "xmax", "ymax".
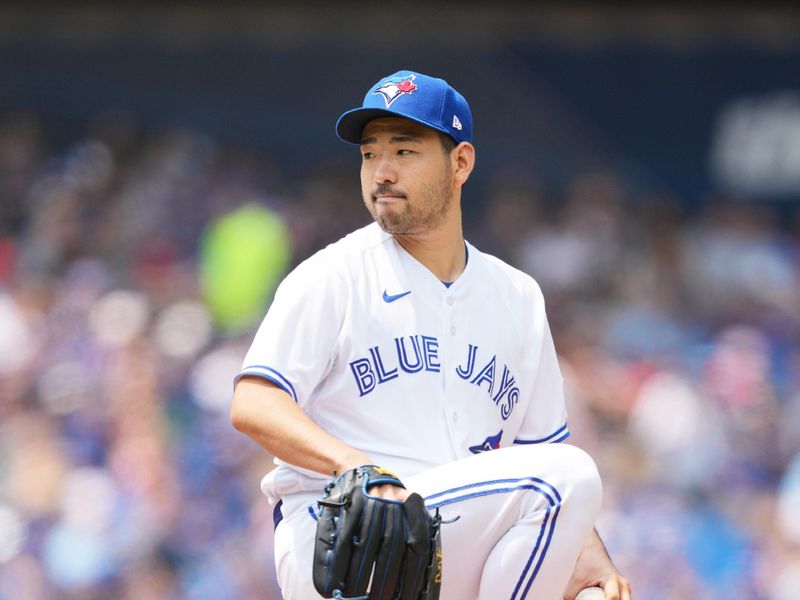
[
  {"xmin": 272, "ymin": 444, "xmax": 600, "ymax": 600},
  {"xmin": 406, "ymin": 444, "xmax": 602, "ymax": 600},
  {"xmin": 273, "ymin": 493, "xmax": 326, "ymax": 600}
]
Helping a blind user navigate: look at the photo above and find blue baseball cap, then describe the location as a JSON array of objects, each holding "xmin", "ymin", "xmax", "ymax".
[{"xmin": 336, "ymin": 70, "xmax": 473, "ymax": 145}]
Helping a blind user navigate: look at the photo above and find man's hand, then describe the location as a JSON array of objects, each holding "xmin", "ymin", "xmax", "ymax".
[
  {"xmin": 370, "ymin": 482, "xmax": 411, "ymax": 502},
  {"xmin": 563, "ymin": 529, "xmax": 631, "ymax": 600}
]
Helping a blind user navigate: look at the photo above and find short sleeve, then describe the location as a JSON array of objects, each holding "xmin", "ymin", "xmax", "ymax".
[
  {"xmin": 235, "ymin": 256, "xmax": 346, "ymax": 407},
  {"xmin": 513, "ymin": 286, "xmax": 570, "ymax": 445}
]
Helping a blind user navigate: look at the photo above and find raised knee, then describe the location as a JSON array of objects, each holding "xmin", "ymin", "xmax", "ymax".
[{"xmin": 560, "ymin": 445, "xmax": 602, "ymax": 515}]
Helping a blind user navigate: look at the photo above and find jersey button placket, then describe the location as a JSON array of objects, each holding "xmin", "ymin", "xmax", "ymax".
[
  {"xmin": 442, "ymin": 293, "xmax": 464, "ymax": 453},
  {"xmin": 446, "ymin": 296, "xmax": 456, "ymax": 335}
]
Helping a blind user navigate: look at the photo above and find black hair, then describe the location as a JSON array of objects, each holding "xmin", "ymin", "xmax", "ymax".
[{"xmin": 440, "ymin": 133, "xmax": 457, "ymax": 155}]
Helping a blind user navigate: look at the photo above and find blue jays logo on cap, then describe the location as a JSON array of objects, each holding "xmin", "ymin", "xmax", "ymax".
[
  {"xmin": 374, "ymin": 75, "xmax": 418, "ymax": 108},
  {"xmin": 336, "ymin": 70, "xmax": 473, "ymax": 145}
]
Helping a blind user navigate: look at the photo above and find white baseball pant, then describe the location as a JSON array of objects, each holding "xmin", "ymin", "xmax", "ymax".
[{"xmin": 273, "ymin": 443, "xmax": 602, "ymax": 600}]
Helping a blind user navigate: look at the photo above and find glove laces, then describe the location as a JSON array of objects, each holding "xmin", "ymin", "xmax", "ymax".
[{"xmin": 332, "ymin": 590, "xmax": 368, "ymax": 600}]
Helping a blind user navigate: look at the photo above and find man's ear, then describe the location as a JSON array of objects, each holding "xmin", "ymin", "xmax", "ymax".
[{"xmin": 452, "ymin": 142, "xmax": 475, "ymax": 187}]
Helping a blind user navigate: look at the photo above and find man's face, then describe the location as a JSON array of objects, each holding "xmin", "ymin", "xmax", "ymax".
[{"xmin": 359, "ymin": 117, "xmax": 455, "ymax": 235}]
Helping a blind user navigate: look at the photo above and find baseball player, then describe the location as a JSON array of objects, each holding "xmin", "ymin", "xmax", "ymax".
[{"xmin": 231, "ymin": 70, "xmax": 631, "ymax": 600}]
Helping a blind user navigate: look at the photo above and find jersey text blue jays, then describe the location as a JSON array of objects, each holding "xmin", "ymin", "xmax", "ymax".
[{"xmin": 349, "ymin": 337, "xmax": 521, "ymax": 419}]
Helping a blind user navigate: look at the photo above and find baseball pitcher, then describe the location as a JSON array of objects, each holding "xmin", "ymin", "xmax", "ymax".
[{"xmin": 231, "ymin": 70, "xmax": 631, "ymax": 600}]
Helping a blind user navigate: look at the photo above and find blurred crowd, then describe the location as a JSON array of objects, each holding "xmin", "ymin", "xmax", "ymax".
[{"xmin": 0, "ymin": 108, "xmax": 799, "ymax": 600}]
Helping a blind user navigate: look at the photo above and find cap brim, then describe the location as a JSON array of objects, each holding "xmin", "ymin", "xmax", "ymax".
[{"xmin": 336, "ymin": 107, "xmax": 452, "ymax": 145}]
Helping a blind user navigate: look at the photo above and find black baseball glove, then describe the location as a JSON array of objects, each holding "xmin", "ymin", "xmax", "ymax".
[{"xmin": 312, "ymin": 465, "xmax": 442, "ymax": 600}]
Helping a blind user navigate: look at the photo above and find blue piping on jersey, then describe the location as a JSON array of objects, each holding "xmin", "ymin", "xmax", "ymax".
[
  {"xmin": 512, "ymin": 422, "xmax": 569, "ymax": 445},
  {"xmin": 236, "ymin": 365, "xmax": 298, "ymax": 403}
]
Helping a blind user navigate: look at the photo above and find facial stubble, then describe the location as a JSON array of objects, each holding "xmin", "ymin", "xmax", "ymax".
[{"xmin": 366, "ymin": 166, "xmax": 454, "ymax": 236}]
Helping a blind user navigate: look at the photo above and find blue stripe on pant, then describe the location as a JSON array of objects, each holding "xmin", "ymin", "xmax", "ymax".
[{"xmin": 424, "ymin": 476, "xmax": 562, "ymax": 600}]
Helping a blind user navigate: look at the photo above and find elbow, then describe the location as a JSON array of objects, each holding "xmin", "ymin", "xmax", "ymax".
[
  {"xmin": 229, "ymin": 391, "xmax": 251, "ymax": 434},
  {"xmin": 230, "ymin": 377, "xmax": 287, "ymax": 437}
]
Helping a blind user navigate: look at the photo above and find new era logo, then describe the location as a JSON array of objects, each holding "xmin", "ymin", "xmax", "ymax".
[{"xmin": 452, "ymin": 115, "xmax": 463, "ymax": 130}]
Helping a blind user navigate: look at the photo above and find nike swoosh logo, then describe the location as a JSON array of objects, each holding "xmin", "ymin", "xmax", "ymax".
[{"xmin": 383, "ymin": 290, "xmax": 412, "ymax": 303}]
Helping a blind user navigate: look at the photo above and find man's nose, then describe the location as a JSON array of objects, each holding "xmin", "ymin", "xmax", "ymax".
[{"xmin": 373, "ymin": 156, "xmax": 397, "ymax": 183}]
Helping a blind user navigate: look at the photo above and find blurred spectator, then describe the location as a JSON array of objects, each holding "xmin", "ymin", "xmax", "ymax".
[{"xmin": 517, "ymin": 169, "xmax": 626, "ymax": 300}]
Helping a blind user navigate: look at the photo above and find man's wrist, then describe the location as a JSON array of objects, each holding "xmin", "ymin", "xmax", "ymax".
[{"xmin": 332, "ymin": 451, "xmax": 372, "ymax": 476}]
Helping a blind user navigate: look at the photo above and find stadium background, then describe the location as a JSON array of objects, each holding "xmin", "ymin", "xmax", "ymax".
[{"xmin": 1, "ymin": 5, "xmax": 800, "ymax": 599}]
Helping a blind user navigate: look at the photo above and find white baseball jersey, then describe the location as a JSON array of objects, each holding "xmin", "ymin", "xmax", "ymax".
[{"xmin": 237, "ymin": 222, "xmax": 569, "ymax": 501}]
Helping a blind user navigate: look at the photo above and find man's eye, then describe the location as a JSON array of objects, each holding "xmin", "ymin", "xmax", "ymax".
[
  {"xmin": 362, "ymin": 152, "xmax": 374, "ymax": 159},
  {"xmin": 397, "ymin": 149, "xmax": 414, "ymax": 156}
]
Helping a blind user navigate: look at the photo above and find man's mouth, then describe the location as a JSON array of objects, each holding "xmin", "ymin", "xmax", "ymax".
[{"xmin": 374, "ymin": 191, "xmax": 406, "ymax": 204}]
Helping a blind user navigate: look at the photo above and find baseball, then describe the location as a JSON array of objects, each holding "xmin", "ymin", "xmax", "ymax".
[{"xmin": 576, "ymin": 587, "xmax": 605, "ymax": 600}]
